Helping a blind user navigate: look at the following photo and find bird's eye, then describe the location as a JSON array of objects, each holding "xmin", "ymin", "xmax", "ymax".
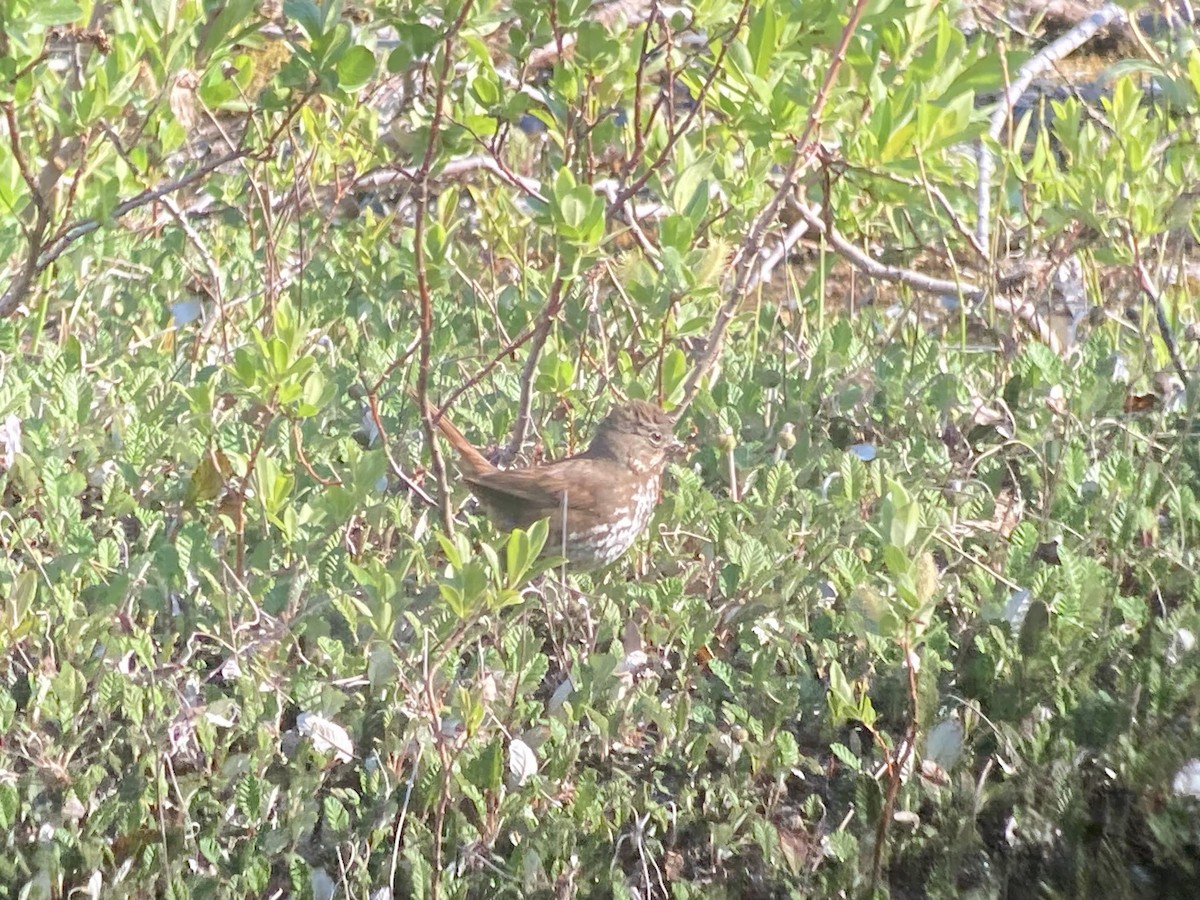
[{"xmin": 650, "ymin": 430, "xmax": 663, "ymax": 444}]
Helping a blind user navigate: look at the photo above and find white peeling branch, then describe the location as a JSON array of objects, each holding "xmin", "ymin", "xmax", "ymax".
[{"xmin": 792, "ymin": 201, "xmax": 984, "ymax": 301}]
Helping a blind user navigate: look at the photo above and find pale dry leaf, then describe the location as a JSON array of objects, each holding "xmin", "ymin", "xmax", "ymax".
[
  {"xmin": 1168, "ymin": 628, "xmax": 1196, "ymax": 666},
  {"xmin": 613, "ymin": 650, "xmax": 651, "ymax": 701},
  {"xmin": 621, "ymin": 618, "xmax": 643, "ymax": 655},
  {"xmin": 1172, "ymin": 759, "xmax": 1200, "ymax": 798},
  {"xmin": 953, "ymin": 486, "xmax": 1024, "ymax": 540},
  {"xmin": 297, "ymin": 712, "xmax": 354, "ymax": 763},
  {"xmin": 546, "ymin": 677, "xmax": 574, "ymax": 715},
  {"xmin": 919, "ymin": 758, "xmax": 950, "ymax": 786},
  {"xmin": 204, "ymin": 699, "xmax": 239, "ymax": 729},
  {"xmin": 969, "ymin": 396, "xmax": 1007, "ymax": 428},
  {"xmin": 480, "ymin": 671, "xmax": 499, "ymax": 703},
  {"xmin": 0, "ymin": 413, "xmax": 21, "ymax": 470},
  {"xmin": 508, "ymin": 738, "xmax": 538, "ymax": 786},
  {"xmin": 1045, "ymin": 384, "xmax": 1067, "ymax": 416},
  {"xmin": 169, "ymin": 70, "xmax": 199, "ymax": 132}
]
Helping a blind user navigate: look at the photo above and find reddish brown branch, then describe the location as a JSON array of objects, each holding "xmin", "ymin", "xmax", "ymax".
[
  {"xmin": 292, "ymin": 421, "xmax": 343, "ymax": 487},
  {"xmin": 870, "ymin": 636, "xmax": 921, "ymax": 892},
  {"xmin": 0, "ymin": 101, "xmax": 53, "ymax": 317},
  {"xmin": 611, "ymin": 0, "xmax": 751, "ymax": 210}
]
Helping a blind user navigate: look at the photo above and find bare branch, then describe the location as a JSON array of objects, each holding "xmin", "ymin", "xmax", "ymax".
[
  {"xmin": 505, "ymin": 273, "xmax": 568, "ymax": 463},
  {"xmin": 22, "ymin": 84, "xmax": 316, "ymax": 297},
  {"xmin": 677, "ymin": 0, "xmax": 873, "ymax": 413},
  {"xmin": 0, "ymin": 101, "xmax": 53, "ymax": 316},
  {"xmin": 791, "ymin": 200, "xmax": 984, "ymax": 301}
]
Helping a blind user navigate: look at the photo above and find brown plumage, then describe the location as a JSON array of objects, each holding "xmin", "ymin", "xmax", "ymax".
[{"xmin": 428, "ymin": 399, "xmax": 681, "ymax": 568}]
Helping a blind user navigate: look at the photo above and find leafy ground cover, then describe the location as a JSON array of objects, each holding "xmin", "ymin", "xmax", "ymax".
[{"xmin": 2, "ymin": 0, "xmax": 1200, "ymax": 897}]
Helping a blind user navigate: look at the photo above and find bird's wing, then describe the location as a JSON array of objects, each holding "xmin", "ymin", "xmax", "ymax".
[{"xmin": 463, "ymin": 458, "xmax": 618, "ymax": 521}]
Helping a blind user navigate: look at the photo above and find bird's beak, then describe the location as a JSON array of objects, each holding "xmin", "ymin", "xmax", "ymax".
[{"xmin": 667, "ymin": 437, "xmax": 686, "ymax": 458}]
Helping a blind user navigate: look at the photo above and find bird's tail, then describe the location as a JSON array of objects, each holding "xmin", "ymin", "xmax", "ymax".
[{"xmin": 412, "ymin": 391, "xmax": 496, "ymax": 478}]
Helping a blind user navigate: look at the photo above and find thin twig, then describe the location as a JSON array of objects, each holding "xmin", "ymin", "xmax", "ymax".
[
  {"xmin": 389, "ymin": 749, "xmax": 422, "ymax": 895},
  {"xmin": 870, "ymin": 634, "xmax": 921, "ymax": 892},
  {"xmin": 630, "ymin": 2, "xmax": 659, "ymax": 165},
  {"xmin": 34, "ymin": 148, "xmax": 244, "ymax": 272},
  {"xmin": 367, "ymin": 394, "xmax": 439, "ymax": 508},
  {"xmin": 505, "ymin": 274, "xmax": 567, "ymax": 462},
  {"xmin": 433, "ymin": 323, "xmax": 546, "ymax": 418},
  {"xmin": 0, "ymin": 101, "xmax": 54, "ymax": 317},
  {"xmin": 361, "ymin": 153, "xmax": 547, "ymax": 202},
  {"xmin": 1132, "ymin": 237, "xmax": 1189, "ymax": 387},
  {"xmin": 292, "ymin": 421, "xmax": 343, "ymax": 487},
  {"xmin": 611, "ymin": 0, "xmax": 750, "ymax": 210},
  {"xmin": 751, "ymin": 216, "xmax": 810, "ymax": 287},
  {"xmin": 370, "ymin": 333, "xmax": 424, "ymax": 397},
  {"xmin": 101, "ymin": 122, "xmax": 228, "ymax": 315},
  {"xmin": 27, "ymin": 85, "xmax": 316, "ymax": 286}
]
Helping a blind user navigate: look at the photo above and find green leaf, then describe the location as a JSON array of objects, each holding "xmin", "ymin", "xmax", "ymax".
[
  {"xmin": 829, "ymin": 742, "xmax": 862, "ymax": 773},
  {"xmin": 235, "ymin": 772, "xmax": 264, "ymax": 820},
  {"xmin": 465, "ymin": 739, "xmax": 504, "ymax": 791},
  {"xmin": 880, "ymin": 119, "xmax": 917, "ymax": 162},
  {"xmin": 884, "ymin": 482, "xmax": 920, "ymax": 549},
  {"xmin": 323, "ymin": 796, "xmax": 350, "ymax": 832},
  {"xmin": 436, "ymin": 533, "xmax": 464, "ymax": 570},
  {"xmin": 826, "ymin": 661, "xmax": 857, "ymax": 726},
  {"xmin": 506, "ymin": 520, "xmax": 548, "ymax": 586},
  {"xmin": 337, "ymin": 46, "xmax": 375, "ymax": 92},
  {"xmin": 659, "ymin": 214, "xmax": 694, "ymax": 252},
  {"xmin": 555, "ymin": 185, "xmax": 602, "ymax": 241},
  {"xmin": 297, "ymin": 370, "xmax": 330, "ymax": 417},
  {"xmin": 747, "ymin": 4, "xmax": 778, "ymax": 81},
  {"xmin": 471, "ymin": 73, "xmax": 501, "ymax": 107},
  {"xmin": 198, "ymin": 0, "xmax": 258, "ymax": 62},
  {"xmin": 576, "ymin": 21, "xmax": 618, "ymax": 66},
  {"xmin": 283, "ymin": 0, "xmax": 325, "ymax": 41},
  {"xmin": 405, "ymin": 835, "xmax": 431, "ymax": 900},
  {"xmin": 882, "ymin": 543, "xmax": 909, "ymax": 577},
  {"xmin": 0, "ymin": 783, "xmax": 18, "ymax": 829},
  {"xmin": 267, "ymin": 337, "xmax": 291, "ymax": 379},
  {"xmin": 660, "ymin": 347, "xmax": 687, "ymax": 401},
  {"xmin": 775, "ymin": 730, "xmax": 800, "ymax": 768},
  {"xmin": 506, "ymin": 526, "xmax": 532, "ymax": 584},
  {"xmin": 6, "ymin": 570, "xmax": 38, "ymax": 630},
  {"xmin": 438, "ymin": 582, "xmax": 466, "ymax": 618},
  {"xmin": 28, "ymin": 0, "xmax": 83, "ymax": 26}
]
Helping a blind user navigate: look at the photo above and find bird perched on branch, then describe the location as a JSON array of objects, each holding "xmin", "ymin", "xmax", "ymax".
[{"xmin": 425, "ymin": 399, "xmax": 682, "ymax": 568}]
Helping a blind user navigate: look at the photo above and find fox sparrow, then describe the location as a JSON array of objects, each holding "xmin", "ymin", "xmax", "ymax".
[{"xmin": 429, "ymin": 399, "xmax": 682, "ymax": 568}]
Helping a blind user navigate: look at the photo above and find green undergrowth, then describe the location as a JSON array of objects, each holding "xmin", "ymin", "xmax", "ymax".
[
  {"xmin": 3, "ymin": 297, "xmax": 1200, "ymax": 897},
  {"xmin": 2, "ymin": 0, "xmax": 1200, "ymax": 896}
]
